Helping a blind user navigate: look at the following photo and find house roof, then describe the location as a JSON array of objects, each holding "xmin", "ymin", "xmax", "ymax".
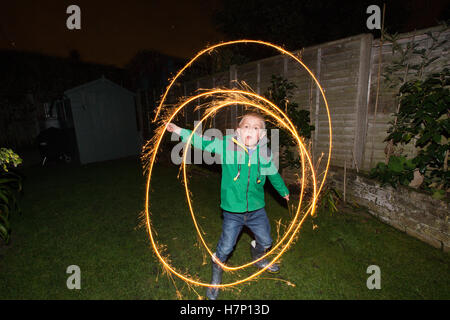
[{"xmin": 64, "ymin": 76, "xmax": 135, "ymax": 96}]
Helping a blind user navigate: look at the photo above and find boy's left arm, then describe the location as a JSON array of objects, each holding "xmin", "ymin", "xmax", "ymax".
[
  {"xmin": 262, "ymin": 151, "xmax": 290, "ymax": 200},
  {"xmin": 268, "ymin": 170, "xmax": 290, "ymax": 200}
]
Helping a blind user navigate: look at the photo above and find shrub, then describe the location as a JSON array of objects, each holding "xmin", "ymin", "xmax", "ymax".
[{"xmin": 0, "ymin": 148, "xmax": 23, "ymax": 244}]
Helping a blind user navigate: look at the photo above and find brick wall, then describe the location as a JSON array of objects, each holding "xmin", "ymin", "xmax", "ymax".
[{"xmin": 328, "ymin": 166, "xmax": 449, "ymax": 252}]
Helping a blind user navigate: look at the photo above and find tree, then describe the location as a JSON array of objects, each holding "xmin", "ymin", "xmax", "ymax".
[
  {"xmin": 68, "ymin": 49, "xmax": 81, "ymax": 61},
  {"xmin": 264, "ymin": 75, "xmax": 314, "ymax": 170},
  {"xmin": 213, "ymin": 0, "xmax": 447, "ymax": 55},
  {"xmin": 125, "ymin": 50, "xmax": 184, "ymax": 91}
]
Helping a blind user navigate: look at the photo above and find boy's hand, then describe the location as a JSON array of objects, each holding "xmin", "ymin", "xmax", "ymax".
[
  {"xmin": 283, "ymin": 194, "xmax": 289, "ymax": 201},
  {"xmin": 166, "ymin": 122, "xmax": 181, "ymax": 135}
]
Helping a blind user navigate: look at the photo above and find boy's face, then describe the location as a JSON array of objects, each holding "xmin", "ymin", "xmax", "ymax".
[{"xmin": 237, "ymin": 116, "xmax": 265, "ymax": 148}]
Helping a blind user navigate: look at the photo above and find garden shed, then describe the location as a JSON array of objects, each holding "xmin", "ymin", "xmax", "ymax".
[{"xmin": 64, "ymin": 76, "xmax": 141, "ymax": 164}]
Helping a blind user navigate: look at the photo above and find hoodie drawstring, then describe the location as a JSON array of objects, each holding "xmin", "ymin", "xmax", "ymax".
[
  {"xmin": 256, "ymin": 149, "xmax": 261, "ymax": 184},
  {"xmin": 234, "ymin": 148, "xmax": 262, "ymax": 184},
  {"xmin": 233, "ymin": 154, "xmax": 242, "ymax": 181}
]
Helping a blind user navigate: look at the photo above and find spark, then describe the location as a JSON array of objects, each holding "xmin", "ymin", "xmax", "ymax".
[{"xmin": 259, "ymin": 277, "xmax": 296, "ymax": 287}]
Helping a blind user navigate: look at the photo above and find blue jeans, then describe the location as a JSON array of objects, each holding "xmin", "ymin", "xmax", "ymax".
[{"xmin": 215, "ymin": 207, "xmax": 273, "ymax": 262}]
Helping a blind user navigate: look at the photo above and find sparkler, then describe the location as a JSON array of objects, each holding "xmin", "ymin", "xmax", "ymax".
[{"xmin": 141, "ymin": 40, "xmax": 332, "ymax": 292}]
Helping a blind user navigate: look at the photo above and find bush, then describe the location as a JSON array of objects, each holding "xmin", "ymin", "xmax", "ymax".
[
  {"xmin": 369, "ymin": 155, "xmax": 416, "ymax": 188},
  {"xmin": 371, "ymin": 69, "xmax": 449, "ymax": 196},
  {"xmin": 265, "ymin": 75, "xmax": 314, "ymax": 170},
  {"xmin": 0, "ymin": 148, "xmax": 23, "ymax": 244}
]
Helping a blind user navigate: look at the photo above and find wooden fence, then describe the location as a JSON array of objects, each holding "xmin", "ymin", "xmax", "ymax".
[{"xmin": 146, "ymin": 25, "xmax": 449, "ymax": 183}]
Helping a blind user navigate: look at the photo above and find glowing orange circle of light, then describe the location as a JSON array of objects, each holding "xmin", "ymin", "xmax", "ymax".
[
  {"xmin": 181, "ymin": 94, "xmax": 314, "ymax": 272},
  {"xmin": 147, "ymin": 99, "xmax": 315, "ymax": 287},
  {"xmin": 143, "ymin": 40, "xmax": 332, "ymax": 289}
]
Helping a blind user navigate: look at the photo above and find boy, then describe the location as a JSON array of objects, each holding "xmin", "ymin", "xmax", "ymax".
[{"xmin": 166, "ymin": 112, "xmax": 289, "ymax": 300}]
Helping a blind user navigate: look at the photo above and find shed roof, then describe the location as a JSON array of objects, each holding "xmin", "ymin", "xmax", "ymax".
[{"xmin": 64, "ymin": 76, "xmax": 135, "ymax": 96}]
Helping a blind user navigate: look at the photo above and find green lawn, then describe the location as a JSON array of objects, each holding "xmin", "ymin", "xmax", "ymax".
[{"xmin": 0, "ymin": 157, "xmax": 449, "ymax": 299}]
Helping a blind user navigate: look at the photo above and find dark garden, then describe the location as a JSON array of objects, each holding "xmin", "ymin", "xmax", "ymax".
[{"xmin": 0, "ymin": 0, "xmax": 448, "ymax": 313}]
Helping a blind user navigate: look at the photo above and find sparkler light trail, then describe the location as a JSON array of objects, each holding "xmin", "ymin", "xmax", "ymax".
[{"xmin": 141, "ymin": 40, "xmax": 332, "ymax": 292}]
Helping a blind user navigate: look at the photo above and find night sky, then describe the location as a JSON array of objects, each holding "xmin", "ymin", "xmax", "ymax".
[
  {"xmin": 1, "ymin": 1, "xmax": 448, "ymax": 68},
  {"xmin": 0, "ymin": 0, "xmax": 224, "ymax": 67}
]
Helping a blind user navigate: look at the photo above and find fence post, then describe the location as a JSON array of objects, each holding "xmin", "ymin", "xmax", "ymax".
[
  {"xmin": 353, "ymin": 34, "xmax": 373, "ymax": 170},
  {"xmin": 313, "ymin": 48, "xmax": 322, "ymax": 164}
]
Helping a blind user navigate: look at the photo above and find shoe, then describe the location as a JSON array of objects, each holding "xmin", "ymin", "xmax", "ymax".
[
  {"xmin": 250, "ymin": 240, "xmax": 280, "ymax": 273},
  {"xmin": 206, "ymin": 253, "xmax": 223, "ymax": 300}
]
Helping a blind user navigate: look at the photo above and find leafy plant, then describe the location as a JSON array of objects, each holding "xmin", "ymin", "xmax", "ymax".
[
  {"xmin": 0, "ymin": 148, "xmax": 23, "ymax": 171},
  {"xmin": 382, "ymin": 23, "xmax": 448, "ymax": 89},
  {"xmin": 371, "ymin": 24, "xmax": 449, "ymax": 196},
  {"xmin": 0, "ymin": 148, "xmax": 23, "ymax": 244},
  {"xmin": 369, "ymin": 155, "xmax": 416, "ymax": 188},
  {"xmin": 317, "ymin": 184, "xmax": 342, "ymax": 215},
  {"xmin": 265, "ymin": 75, "xmax": 314, "ymax": 169},
  {"xmin": 385, "ymin": 69, "xmax": 449, "ymax": 192},
  {"xmin": 381, "ymin": 24, "xmax": 448, "ymax": 160}
]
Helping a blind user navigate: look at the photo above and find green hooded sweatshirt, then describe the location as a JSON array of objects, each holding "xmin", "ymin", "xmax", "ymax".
[{"xmin": 179, "ymin": 128, "xmax": 289, "ymax": 213}]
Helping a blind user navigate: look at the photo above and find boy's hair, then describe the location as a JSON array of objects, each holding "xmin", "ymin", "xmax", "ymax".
[{"xmin": 238, "ymin": 112, "xmax": 266, "ymax": 129}]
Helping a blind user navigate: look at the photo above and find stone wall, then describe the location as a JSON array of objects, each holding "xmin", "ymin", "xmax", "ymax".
[{"xmin": 327, "ymin": 166, "xmax": 449, "ymax": 252}]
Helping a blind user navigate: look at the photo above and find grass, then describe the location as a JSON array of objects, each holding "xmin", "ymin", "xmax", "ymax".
[{"xmin": 0, "ymin": 156, "xmax": 449, "ymax": 300}]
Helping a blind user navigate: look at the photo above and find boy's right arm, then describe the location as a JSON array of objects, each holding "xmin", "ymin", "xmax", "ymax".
[{"xmin": 166, "ymin": 123, "xmax": 223, "ymax": 155}]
